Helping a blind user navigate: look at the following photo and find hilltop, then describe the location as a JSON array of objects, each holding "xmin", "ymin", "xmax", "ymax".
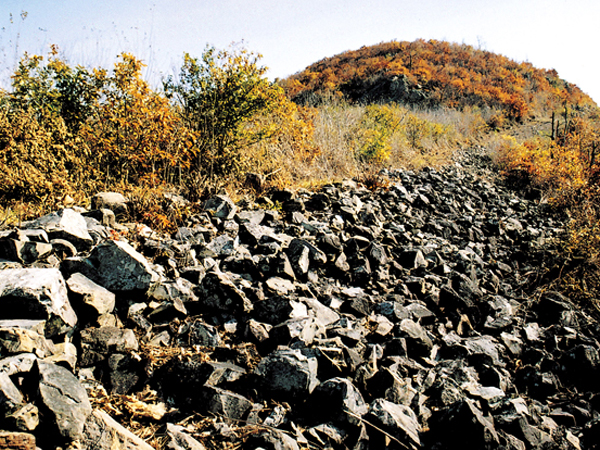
[{"xmin": 281, "ymin": 39, "xmax": 596, "ymax": 120}]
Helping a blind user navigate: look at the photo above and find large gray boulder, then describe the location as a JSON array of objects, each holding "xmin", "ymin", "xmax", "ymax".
[
  {"xmin": 86, "ymin": 240, "xmax": 160, "ymax": 291},
  {"xmin": 21, "ymin": 208, "xmax": 93, "ymax": 252},
  {"xmin": 66, "ymin": 273, "xmax": 116, "ymax": 321},
  {"xmin": 203, "ymin": 195, "xmax": 237, "ymax": 220},
  {"xmin": 35, "ymin": 360, "xmax": 92, "ymax": 441},
  {"xmin": 91, "ymin": 192, "xmax": 129, "ymax": 220},
  {"xmin": 0, "ymin": 269, "xmax": 77, "ymax": 337},
  {"xmin": 367, "ymin": 399, "xmax": 421, "ymax": 448},
  {"xmin": 254, "ymin": 349, "xmax": 319, "ymax": 401}
]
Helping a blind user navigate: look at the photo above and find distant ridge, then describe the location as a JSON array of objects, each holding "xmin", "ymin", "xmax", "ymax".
[{"xmin": 281, "ymin": 39, "xmax": 596, "ymax": 121}]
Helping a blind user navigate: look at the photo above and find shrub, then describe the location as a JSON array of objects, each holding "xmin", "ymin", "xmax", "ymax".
[
  {"xmin": 0, "ymin": 103, "xmax": 84, "ymax": 201},
  {"xmin": 164, "ymin": 45, "xmax": 289, "ymax": 179},
  {"xmin": 80, "ymin": 53, "xmax": 191, "ymax": 187}
]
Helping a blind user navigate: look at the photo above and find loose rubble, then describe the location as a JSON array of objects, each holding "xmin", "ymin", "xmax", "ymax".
[{"xmin": 0, "ymin": 149, "xmax": 596, "ymax": 449}]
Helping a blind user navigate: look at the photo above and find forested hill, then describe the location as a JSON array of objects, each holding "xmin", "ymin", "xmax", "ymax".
[{"xmin": 280, "ymin": 39, "xmax": 596, "ymax": 121}]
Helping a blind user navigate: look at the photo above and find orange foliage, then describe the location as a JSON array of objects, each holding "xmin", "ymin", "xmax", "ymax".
[{"xmin": 281, "ymin": 40, "xmax": 596, "ymax": 122}]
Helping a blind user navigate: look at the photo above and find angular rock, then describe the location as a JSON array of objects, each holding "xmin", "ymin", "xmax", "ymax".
[
  {"xmin": 50, "ymin": 238, "xmax": 78, "ymax": 260},
  {"xmin": 560, "ymin": 344, "xmax": 600, "ymax": 391},
  {"xmin": 8, "ymin": 403, "xmax": 39, "ymax": 432},
  {"xmin": 309, "ymin": 377, "xmax": 368, "ymax": 426},
  {"xmin": 397, "ymin": 248, "xmax": 428, "ymax": 269},
  {"xmin": 188, "ymin": 319, "xmax": 222, "ymax": 348},
  {"xmin": 82, "ymin": 208, "xmax": 117, "ymax": 228},
  {"xmin": 245, "ymin": 430, "xmax": 299, "ymax": 450},
  {"xmin": 91, "ymin": 192, "xmax": 129, "ymax": 219},
  {"xmin": 204, "ymin": 195, "xmax": 237, "ymax": 220},
  {"xmin": 66, "ymin": 272, "xmax": 116, "ymax": 321},
  {"xmin": 301, "ymin": 296, "xmax": 340, "ymax": 327},
  {"xmin": 397, "ymin": 318, "xmax": 434, "ymax": 357},
  {"xmin": 253, "ymin": 296, "xmax": 306, "ymax": 325},
  {"xmin": 367, "ymin": 398, "xmax": 421, "ymax": 448},
  {"xmin": 164, "ymin": 423, "xmax": 207, "ymax": 450},
  {"xmin": 0, "ymin": 371, "xmax": 24, "ymax": 415},
  {"xmin": 254, "ymin": 349, "xmax": 319, "ymax": 401},
  {"xmin": 463, "ymin": 335, "xmax": 504, "ymax": 366},
  {"xmin": 86, "ymin": 240, "xmax": 160, "ymax": 291},
  {"xmin": 429, "ymin": 398, "xmax": 499, "ymax": 448},
  {"xmin": 44, "ymin": 341, "xmax": 78, "ymax": 371},
  {"xmin": 21, "ymin": 208, "xmax": 93, "ymax": 251},
  {"xmin": 200, "ymin": 385, "xmax": 253, "ymax": 420},
  {"xmin": 35, "ymin": 360, "xmax": 92, "ymax": 441},
  {"xmin": 0, "ymin": 237, "xmax": 53, "ymax": 265},
  {"xmin": 79, "ymin": 327, "xmax": 139, "ymax": 367},
  {"xmin": 147, "ymin": 279, "xmax": 196, "ymax": 314},
  {"xmin": 197, "ymin": 270, "xmax": 253, "ymax": 313},
  {"xmin": 269, "ymin": 316, "xmax": 324, "ymax": 347},
  {"xmin": 287, "ymin": 238, "xmax": 327, "ymax": 279},
  {"xmin": 81, "ymin": 409, "xmax": 154, "ymax": 450},
  {"xmin": 0, "ymin": 353, "xmax": 37, "ymax": 376},
  {"xmin": 265, "ymin": 276, "xmax": 295, "ymax": 295},
  {"xmin": 0, "ymin": 268, "xmax": 77, "ymax": 337},
  {"xmin": 244, "ymin": 319, "xmax": 272, "ymax": 343}
]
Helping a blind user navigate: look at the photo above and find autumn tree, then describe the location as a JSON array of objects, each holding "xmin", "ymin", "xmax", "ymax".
[
  {"xmin": 164, "ymin": 45, "xmax": 290, "ymax": 178},
  {"xmin": 81, "ymin": 53, "xmax": 190, "ymax": 187}
]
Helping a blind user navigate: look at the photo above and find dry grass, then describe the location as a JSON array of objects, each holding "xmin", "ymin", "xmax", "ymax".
[{"xmin": 269, "ymin": 101, "xmax": 492, "ymax": 189}]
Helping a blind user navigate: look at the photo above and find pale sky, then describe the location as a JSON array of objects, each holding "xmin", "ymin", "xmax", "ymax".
[{"xmin": 1, "ymin": 0, "xmax": 598, "ymax": 103}]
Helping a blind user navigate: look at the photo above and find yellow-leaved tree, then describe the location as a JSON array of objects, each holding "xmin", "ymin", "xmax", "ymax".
[
  {"xmin": 81, "ymin": 53, "xmax": 192, "ymax": 188},
  {"xmin": 164, "ymin": 44, "xmax": 315, "ymax": 182}
]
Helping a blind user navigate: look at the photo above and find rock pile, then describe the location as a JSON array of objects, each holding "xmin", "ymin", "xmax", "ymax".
[{"xmin": 0, "ymin": 151, "xmax": 597, "ymax": 449}]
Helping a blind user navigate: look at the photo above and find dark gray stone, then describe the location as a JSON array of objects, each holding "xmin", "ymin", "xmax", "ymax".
[
  {"xmin": 197, "ymin": 270, "xmax": 253, "ymax": 313},
  {"xmin": 199, "ymin": 385, "xmax": 252, "ymax": 420},
  {"xmin": 188, "ymin": 320, "xmax": 222, "ymax": 348},
  {"xmin": 204, "ymin": 195, "xmax": 237, "ymax": 220},
  {"xmin": 35, "ymin": 360, "xmax": 92, "ymax": 441},
  {"xmin": 309, "ymin": 377, "xmax": 368, "ymax": 426},
  {"xmin": 367, "ymin": 398, "xmax": 421, "ymax": 448},
  {"xmin": 254, "ymin": 349, "xmax": 319, "ymax": 401},
  {"xmin": 79, "ymin": 327, "xmax": 139, "ymax": 367},
  {"xmin": 0, "ymin": 238, "xmax": 53, "ymax": 265},
  {"xmin": 85, "ymin": 240, "xmax": 160, "ymax": 291}
]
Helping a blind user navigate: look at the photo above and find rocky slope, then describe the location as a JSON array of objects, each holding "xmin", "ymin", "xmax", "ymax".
[{"xmin": 0, "ymin": 148, "xmax": 598, "ymax": 450}]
